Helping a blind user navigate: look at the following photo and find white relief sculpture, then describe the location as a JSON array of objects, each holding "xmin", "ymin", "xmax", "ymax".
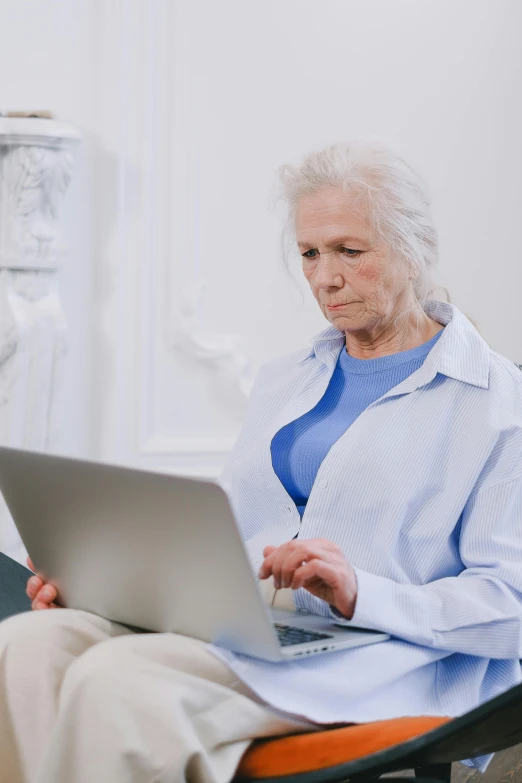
[
  {"xmin": 171, "ymin": 279, "xmax": 254, "ymax": 400},
  {"xmin": 10, "ymin": 146, "xmax": 73, "ymax": 259},
  {"xmin": 0, "ymin": 118, "xmax": 80, "ymax": 563}
]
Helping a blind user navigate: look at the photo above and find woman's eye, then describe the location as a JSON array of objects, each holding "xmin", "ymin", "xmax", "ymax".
[
  {"xmin": 302, "ymin": 249, "xmax": 318, "ymax": 259},
  {"xmin": 341, "ymin": 247, "xmax": 361, "ymax": 257}
]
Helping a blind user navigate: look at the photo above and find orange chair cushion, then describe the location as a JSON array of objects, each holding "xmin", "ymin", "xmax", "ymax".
[{"xmin": 237, "ymin": 715, "xmax": 451, "ymax": 779}]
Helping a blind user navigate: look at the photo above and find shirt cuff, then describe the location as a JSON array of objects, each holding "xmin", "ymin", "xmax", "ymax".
[{"xmin": 328, "ymin": 568, "xmax": 395, "ymax": 631}]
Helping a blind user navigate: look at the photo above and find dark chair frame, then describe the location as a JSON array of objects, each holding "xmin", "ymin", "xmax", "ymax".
[
  {"xmin": 1, "ymin": 552, "xmax": 522, "ymax": 783},
  {"xmin": 238, "ymin": 677, "xmax": 522, "ymax": 783},
  {"xmin": 0, "ymin": 551, "xmax": 31, "ymax": 621}
]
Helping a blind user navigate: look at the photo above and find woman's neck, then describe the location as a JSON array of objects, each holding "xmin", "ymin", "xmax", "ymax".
[{"xmin": 344, "ymin": 307, "xmax": 443, "ymax": 359}]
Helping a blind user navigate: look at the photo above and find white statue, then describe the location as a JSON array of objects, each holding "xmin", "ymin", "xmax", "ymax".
[{"xmin": 0, "ymin": 118, "xmax": 80, "ymax": 562}]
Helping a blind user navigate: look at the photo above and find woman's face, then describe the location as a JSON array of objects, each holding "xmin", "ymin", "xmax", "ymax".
[{"xmin": 296, "ymin": 186, "xmax": 412, "ymax": 335}]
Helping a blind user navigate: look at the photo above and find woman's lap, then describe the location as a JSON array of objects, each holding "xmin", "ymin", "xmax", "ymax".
[
  {"xmin": 0, "ymin": 607, "xmax": 267, "ymax": 696},
  {"xmin": 0, "ymin": 608, "xmax": 315, "ymax": 783}
]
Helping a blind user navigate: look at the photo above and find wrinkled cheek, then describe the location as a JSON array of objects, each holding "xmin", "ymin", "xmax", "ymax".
[{"xmin": 361, "ymin": 259, "xmax": 381, "ymax": 280}]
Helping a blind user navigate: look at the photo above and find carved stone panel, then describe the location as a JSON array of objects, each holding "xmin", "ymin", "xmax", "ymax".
[{"xmin": 0, "ymin": 118, "xmax": 80, "ymax": 562}]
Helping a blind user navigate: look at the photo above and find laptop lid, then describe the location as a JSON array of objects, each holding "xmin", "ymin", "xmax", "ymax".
[{"xmin": 0, "ymin": 446, "xmax": 282, "ymax": 659}]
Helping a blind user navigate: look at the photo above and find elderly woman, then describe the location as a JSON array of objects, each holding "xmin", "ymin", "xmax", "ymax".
[{"xmin": 1, "ymin": 141, "xmax": 522, "ymax": 783}]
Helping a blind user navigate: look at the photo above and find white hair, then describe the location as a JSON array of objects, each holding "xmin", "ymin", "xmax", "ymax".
[{"xmin": 278, "ymin": 140, "xmax": 438, "ymax": 303}]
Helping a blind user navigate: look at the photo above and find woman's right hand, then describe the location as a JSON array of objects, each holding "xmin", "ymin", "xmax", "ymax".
[{"xmin": 26, "ymin": 557, "xmax": 60, "ymax": 610}]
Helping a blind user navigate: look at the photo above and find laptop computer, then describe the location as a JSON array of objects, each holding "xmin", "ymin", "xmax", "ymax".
[{"xmin": 0, "ymin": 446, "xmax": 388, "ymax": 661}]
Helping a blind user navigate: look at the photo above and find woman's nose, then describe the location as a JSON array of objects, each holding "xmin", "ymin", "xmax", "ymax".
[{"xmin": 314, "ymin": 254, "xmax": 344, "ymax": 289}]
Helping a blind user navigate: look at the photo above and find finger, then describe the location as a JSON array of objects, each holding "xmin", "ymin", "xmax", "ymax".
[
  {"xmin": 258, "ymin": 549, "xmax": 278, "ymax": 580},
  {"xmin": 279, "ymin": 549, "xmax": 321, "ymax": 589},
  {"xmin": 314, "ymin": 538, "xmax": 343, "ymax": 552},
  {"xmin": 278, "ymin": 543, "xmax": 335, "ymax": 588},
  {"xmin": 261, "ymin": 541, "xmax": 336, "ymax": 587},
  {"xmin": 269, "ymin": 545, "xmax": 298, "ymax": 589},
  {"xmin": 290, "ymin": 559, "xmax": 340, "ymax": 591},
  {"xmin": 260, "ymin": 542, "xmax": 297, "ymax": 585},
  {"xmin": 36, "ymin": 584, "xmax": 57, "ymax": 606},
  {"xmin": 32, "ymin": 597, "xmax": 61, "ymax": 611},
  {"xmin": 26, "ymin": 575, "xmax": 43, "ymax": 600},
  {"xmin": 269, "ymin": 543, "xmax": 307, "ymax": 589},
  {"xmin": 32, "ymin": 600, "xmax": 59, "ymax": 611}
]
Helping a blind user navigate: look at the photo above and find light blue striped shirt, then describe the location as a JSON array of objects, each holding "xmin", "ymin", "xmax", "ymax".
[
  {"xmin": 216, "ymin": 301, "xmax": 522, "ymax": 769},
  {"xmin": 271, "ymin": 329, "xmax": 443, "ymax": 516}
]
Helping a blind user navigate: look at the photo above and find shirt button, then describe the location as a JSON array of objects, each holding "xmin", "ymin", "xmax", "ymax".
[{"xmin": 318, "ymin": 479, "xmax": 328, "ymax": 489}]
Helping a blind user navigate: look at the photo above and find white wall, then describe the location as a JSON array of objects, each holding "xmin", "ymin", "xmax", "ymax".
[
  {"xmin": 175, "ymin": 0, "xmax": 522, "ymax": 360},
  {"xmin": 1, "ymin": 0, "xmax": 521, "ymax": 480},
  {"xmin": 120, "ymin": 0, "xmax": 522, "ymax": 477}
]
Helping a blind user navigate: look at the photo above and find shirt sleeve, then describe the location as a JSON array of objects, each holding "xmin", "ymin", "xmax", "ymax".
[{"xmin": 331, "ymin": 477, "xmax": 522, "ymax": 659}]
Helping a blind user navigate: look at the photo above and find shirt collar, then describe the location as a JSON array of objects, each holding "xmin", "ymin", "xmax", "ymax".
[{"xmin": 298, "ymin": 300, "xmax": 490, "ymax": 390}]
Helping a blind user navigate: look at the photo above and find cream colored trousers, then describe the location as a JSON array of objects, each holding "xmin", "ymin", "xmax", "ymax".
[{"xmin": 0, "ymin": 581, "xmax": 315, "ymax": 783}]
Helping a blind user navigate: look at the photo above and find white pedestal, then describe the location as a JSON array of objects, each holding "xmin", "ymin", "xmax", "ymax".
[{"xmin": 0, "ymin": 118, "xmax": 80, "ymax": 563}]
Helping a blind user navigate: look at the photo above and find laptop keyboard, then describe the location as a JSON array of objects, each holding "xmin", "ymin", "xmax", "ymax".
[{"xmin": 274, "ymin": 623, "xmax": 335, "ymax": 647}]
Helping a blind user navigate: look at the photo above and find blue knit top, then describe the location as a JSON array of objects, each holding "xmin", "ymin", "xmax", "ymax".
[{"xmin": 271, "ymin": 329, "xmax": 444, "ymax": 516}]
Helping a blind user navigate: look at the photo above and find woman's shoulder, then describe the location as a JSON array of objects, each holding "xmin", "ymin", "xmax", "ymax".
[
  {"xmin": 488, "ymin": 350, "xmax": 522, "ymax": 400},
  {"xmin": 252, "ymin": 346, "xmax": 314, "ymax": 392},
  {"xmin": 477, "ymin": 351, "xmax": 522, "ymax": 461},
  {"xmin": 468, "ymin": 352, "xmax": 522, "ymax": 493}
]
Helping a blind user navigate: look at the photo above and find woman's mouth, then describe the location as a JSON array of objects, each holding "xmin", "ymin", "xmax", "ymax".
[{"xmin": 326, "ymin": 303, "xmax": 347, "ymax": 311}]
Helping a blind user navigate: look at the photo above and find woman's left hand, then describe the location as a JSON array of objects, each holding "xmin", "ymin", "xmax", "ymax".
[{"xmin": 258, "ymin": 538, "xmax": 358, "ymax": 620}]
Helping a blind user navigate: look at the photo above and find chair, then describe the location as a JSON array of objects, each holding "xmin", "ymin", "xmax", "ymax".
[
  {"xmin": 0, "ymin": 551, "xmax": 31, "ymax": 622},
  {"xmin": 1, "ymin": 552, "xmax": 522, "ymax": 783},
  {"xmin": 235, "ymin": 681, "xmax": 522, "ymax": 782}
]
